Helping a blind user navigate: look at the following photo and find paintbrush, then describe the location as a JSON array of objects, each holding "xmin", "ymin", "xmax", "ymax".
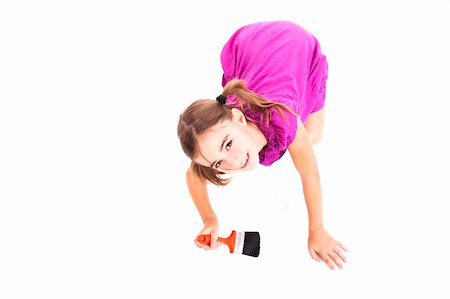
[{"xmin": 196, "ymin": 230, "xmax": 260, "ymax": 257}]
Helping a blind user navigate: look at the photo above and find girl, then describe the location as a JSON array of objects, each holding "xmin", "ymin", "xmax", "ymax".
[{"xmin": 177, "ymin": 20, "xmax": 348, "ymax": 270}]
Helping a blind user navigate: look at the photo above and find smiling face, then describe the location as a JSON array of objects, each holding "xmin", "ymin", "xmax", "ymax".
[{"xmin": 193, "ymin": 108, "xmax": 265, "ymax": 174}]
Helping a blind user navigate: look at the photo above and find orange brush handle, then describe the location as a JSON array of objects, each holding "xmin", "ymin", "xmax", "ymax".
[{"xmin": 196, "ymin": 230, "xmax": 237, "ymax": 253}]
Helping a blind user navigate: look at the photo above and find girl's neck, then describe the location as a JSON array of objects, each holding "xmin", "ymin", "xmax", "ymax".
[{"xmin": 248, "ymin": 122, "xmax": 267, "ymax": 151}]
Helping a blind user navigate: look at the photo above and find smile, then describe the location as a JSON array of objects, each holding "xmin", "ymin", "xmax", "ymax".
[{"xmin": 241, "ymin": 153, "xmax": 249, "ymax": 169}]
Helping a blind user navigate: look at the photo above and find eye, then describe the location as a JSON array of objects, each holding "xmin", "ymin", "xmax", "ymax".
[
  {"xmin": 214, "ymin": 140, "xmax": 232, "ymax": 169},
  {"xmin": 225, "ymin": 140, "xmax": 232, "ymax": 150}
]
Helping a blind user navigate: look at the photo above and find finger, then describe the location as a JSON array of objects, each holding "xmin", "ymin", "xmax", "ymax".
[
  {"xmin": 210, "ymin": 232, "xmax": 219, "ymax": 248},
  {"xmin": 308, "ymin": 248, "xmax": 321, "ymax": 263},
  {"xmin": 334, "ymin": 247, "xmax": 347, "ymax": 263},
  {"xmin": 336, "ymin": 241, "xmax": 348, "ymax": 252},
  {"xmin": 210, "ymin": 238, "xmax": 218, "ymax": 248},
  {"xmin": 194, "ymin": 239, "xmax": 211, "ymax": 250},
  {"xmin": 328, "ymin": 252, "xmax": 343, "ymax": 269},
  {"xmin": 194, "ymin": 239, "xmax": 202, "ymax": 248},
  {"xmin": 205, "ymin": 241, "xmax": 222, "ymax": 250},
  {"xmin": 320, "ymin": 253, "xmax": 335, "ymax": 270}
]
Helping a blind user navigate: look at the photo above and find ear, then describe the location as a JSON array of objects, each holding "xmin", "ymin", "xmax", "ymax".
[{"xmin": 231, "ymin": 108, "xmax": 247, "ymax": 125}]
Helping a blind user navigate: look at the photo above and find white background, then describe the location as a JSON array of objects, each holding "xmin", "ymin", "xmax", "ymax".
[{"xmin": 1, "ymin": 1, "xmax": 449, "ymax": 298}]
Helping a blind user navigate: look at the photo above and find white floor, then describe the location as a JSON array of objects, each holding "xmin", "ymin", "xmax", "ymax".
[{"xmin": 1, "ymin": 1, "xmax": 449, "ymax": 298}]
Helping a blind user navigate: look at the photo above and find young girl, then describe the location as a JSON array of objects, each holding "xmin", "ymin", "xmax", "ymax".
[{"xmin": 177, "ymin": 20, "xmax": 348, "ymax": 270}]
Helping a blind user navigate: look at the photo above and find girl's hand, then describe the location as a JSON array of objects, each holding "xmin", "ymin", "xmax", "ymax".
[
  {"xmin": 308, "ymin": 227, "xmax": 348, "ymax": 270},
  {"xmin": 194, "ymin": 217, "xmax": 223, "ymax": 250}
]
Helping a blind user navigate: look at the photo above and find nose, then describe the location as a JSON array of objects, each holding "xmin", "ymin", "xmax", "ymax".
[{"xmin": 223, "ymin": 152, "xmax": 243, "ymax": 170}]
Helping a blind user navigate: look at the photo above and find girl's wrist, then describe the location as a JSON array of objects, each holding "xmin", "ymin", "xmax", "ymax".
[
  {"xmin": 308, "ymin": 223, "xmax": 324, "ymax": 233},
  {"xmin": 203, "ymin": 214, "xmax": 218, "ymax": 225}
]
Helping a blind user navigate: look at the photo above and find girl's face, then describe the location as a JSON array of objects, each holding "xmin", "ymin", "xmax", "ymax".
[{"xmin": 194, "ymin": 108, "xmax": 264, "ymax": 174}]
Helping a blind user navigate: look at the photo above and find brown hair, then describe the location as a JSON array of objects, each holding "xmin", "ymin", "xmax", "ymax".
[{"xmin": 177, "ymin": 78, "xmax": 296, "ymax": 186}]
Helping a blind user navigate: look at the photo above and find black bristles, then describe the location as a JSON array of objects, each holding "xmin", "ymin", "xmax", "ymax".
[{"xmin": 243, "ymin": 232, "xmax": 260, "ymax": 257}]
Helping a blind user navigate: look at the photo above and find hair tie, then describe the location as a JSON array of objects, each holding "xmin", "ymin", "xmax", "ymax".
[{"xmin": 216, "ymin": 95, "xmax": 227, "ymax": 105}]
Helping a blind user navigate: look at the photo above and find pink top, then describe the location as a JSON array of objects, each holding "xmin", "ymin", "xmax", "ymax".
[{"xmin": 220, "ymin": 20, "xmax": 328, "ymax": 166}]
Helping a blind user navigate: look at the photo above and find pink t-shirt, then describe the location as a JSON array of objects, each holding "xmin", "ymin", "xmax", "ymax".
[{"xmin": 220, "ymin": 20, "xmax": 328, "ymax": 166}]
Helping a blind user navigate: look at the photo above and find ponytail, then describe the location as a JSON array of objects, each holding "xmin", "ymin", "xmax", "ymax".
[{"xmin": 220, "ymin": 78, "xmax": 296, "ymax": 126}]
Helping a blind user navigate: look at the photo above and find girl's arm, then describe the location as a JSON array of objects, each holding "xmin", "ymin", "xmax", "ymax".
[
  {"xmin": 185, "ymin": 166, "xmax": 221, "ymax": 249},
  {"xmin": 287, "ymin": 118, "xmax": 347, "ymax": 269},
  {"xmin": 287, "ymin": 119, "xmax": 324, "ymax": 231}
]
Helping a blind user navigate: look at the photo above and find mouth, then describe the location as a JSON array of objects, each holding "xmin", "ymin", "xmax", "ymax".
[{"xmin": 240, "ymin": 153, "xmax": 249, "ymax": 169}]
